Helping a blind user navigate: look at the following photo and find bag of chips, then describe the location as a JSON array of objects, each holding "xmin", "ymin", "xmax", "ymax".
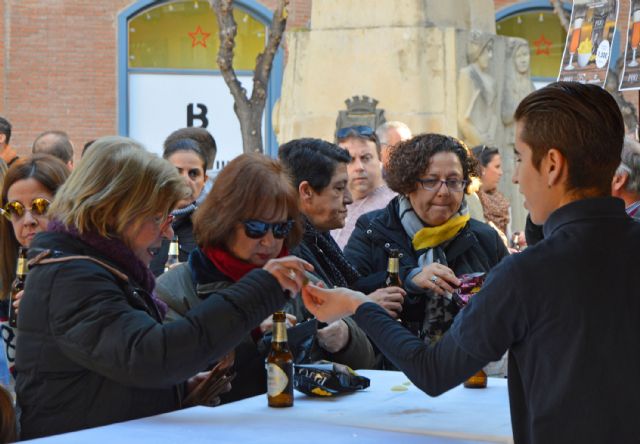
[
  {"xmin": 451, "ymin": 272, "xmax": 486, "ymax": 309},
  {"xmin": 294, "ymin": 361, "xmax": 370, "ymax": 397}
]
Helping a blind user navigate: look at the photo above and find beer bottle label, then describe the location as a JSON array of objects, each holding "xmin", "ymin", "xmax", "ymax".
[
  {"xmin": 266, "ymin": 363, "xmax": 289, "ymax": 396},
  {"xmin": 168, "ymin": 241, "xmax": 179, "ymax": 256}
]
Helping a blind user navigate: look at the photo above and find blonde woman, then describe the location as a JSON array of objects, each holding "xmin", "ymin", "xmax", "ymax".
[{"xmin": 15, "ymin": 136, "xmax": 311, "ymax": 439}]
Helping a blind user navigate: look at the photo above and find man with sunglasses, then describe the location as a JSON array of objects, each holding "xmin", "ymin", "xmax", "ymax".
[{"xmin": 331, "ymin": 126, "xmax": 396, "ymax": 250}]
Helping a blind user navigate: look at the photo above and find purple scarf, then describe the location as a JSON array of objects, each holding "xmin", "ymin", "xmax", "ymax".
[{"xmin": 48, "ymin": 220, "xmax": 168, "ymax": 319}]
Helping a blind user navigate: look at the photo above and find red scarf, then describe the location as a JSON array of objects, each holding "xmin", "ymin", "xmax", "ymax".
[{"xmin": 203, "ymin": 245, "xmax": 289, "ymax": 282}]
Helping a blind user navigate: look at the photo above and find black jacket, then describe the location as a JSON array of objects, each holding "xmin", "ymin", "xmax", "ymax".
[
  {"xmin": 16, "ymin": 231, "xmax": 289, "ymax": 439},
  {"xmin": 344, "ymin": 197, "xmax": 508, "ymax": 327}
]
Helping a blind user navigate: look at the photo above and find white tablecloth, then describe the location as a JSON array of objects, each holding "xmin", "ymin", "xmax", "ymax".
[{"xmin": 26, "ymin": 370, "xmax": 513, "ymax": 443}]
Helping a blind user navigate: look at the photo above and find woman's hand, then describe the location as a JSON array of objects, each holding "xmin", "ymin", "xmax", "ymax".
[
  {"xmin": 259, "ymin": 313, "xmax": 297, "ymax": 333},
  {"xmin": 411, "ymin": 263, "xmax": 461, "ymax": 296},
  {"xmin": 301, "ymin": 284, "xmax": 369, "ymax": 323},
  {"xmin": 263, "ymin": 256, "xmax": 314, "ymax": 295},
  {"xmin": 11, "ymin": 290, "xmax": 23, "ymax": 316},
  {"xmin": 367, "ymin": 286, "xmax": 406, "ymax": 318}
]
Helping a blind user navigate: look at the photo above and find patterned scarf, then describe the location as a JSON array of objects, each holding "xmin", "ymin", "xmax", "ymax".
[
  {"xmin": 302, "ymin": 218, "xmax": 360, "ymax": 288},
  {"xmin": 398, "ymin": 195, "xmax": 469, "ymax": 341},
  {"xmin": 477, "ymin": 189, "xmax": 510, "ymax": 235}
]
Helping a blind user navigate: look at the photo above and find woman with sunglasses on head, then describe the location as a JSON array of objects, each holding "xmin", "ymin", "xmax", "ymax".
[
  {"xmin": 0, "ymin": 154, "xmax": 69, "ymax": 381},
  {"xmin": 157, "ymin": 153, "xmax": 333, "ymax": 403},
  {"xmin": 343, "ymin": 134, "xmax": 508, "ymax": 368},
  {"xmin": 15, "ymin": 139, "xmax": 311, "ymax": 439}
]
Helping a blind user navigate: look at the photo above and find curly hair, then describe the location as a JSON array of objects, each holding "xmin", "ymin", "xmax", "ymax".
[{"xmin": 385, "ymin": 133, "xmax": 477, "ymax": 196}]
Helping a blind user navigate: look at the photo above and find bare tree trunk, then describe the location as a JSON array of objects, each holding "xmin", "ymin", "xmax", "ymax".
[
  {"xmin": 549, "ymin": 0, "xmax": 570, "ymax": 32},
  {"xmin": 210, "ymin": 0, "xmax": 289, "ymax": 153}
]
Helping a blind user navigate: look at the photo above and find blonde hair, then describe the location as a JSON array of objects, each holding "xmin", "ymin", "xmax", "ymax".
[{"xmin": 49, "ymin": 136, "xmax": 190, "ymax": 239}]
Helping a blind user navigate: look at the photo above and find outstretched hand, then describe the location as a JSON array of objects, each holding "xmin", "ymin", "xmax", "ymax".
[
  {"xmin": 263, "ymin": 256, "xmax": 314, "ymax": 295},
  {"xmin": 301, "ymin": 284, "xmax": 369, "ymax": 324}
]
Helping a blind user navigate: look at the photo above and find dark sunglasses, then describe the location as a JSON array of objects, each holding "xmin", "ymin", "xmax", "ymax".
[
  {"xmin": 336, "ymin": 125, "xmax": 375, "ymax": 140},
  {"xmin": 243, "ymin": 219, "xmax": 294, "ymax": 239},
  {"xmin": 0, "ymin": 198, "xmax": 51, "ymax": 221}
]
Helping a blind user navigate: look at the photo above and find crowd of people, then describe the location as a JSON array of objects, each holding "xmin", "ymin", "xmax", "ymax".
[{"xmin": 0, "ymin": 81, "xmax": 640, "ymax": 443}]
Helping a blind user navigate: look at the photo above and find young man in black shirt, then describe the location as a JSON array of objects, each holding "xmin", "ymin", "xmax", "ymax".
[{"xmin": 302, "ymin": 82, "xmax": 638, "ymax": 444}]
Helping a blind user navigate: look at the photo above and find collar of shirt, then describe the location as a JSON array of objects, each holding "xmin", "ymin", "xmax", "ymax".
[{"xmin": 542, "ymin": 197, "xmax": 627, "ymax": 239}]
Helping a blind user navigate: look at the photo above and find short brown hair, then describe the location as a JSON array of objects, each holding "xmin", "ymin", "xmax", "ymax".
[
  {"xmin": 514, "ymin": 81, "xmax": 624, "ymax": 196},
  {"xmin": 193, "ymin": 153, "xmax": 302, "ymax": 250},
  {"xmin": 386, "ymin": 133, "xmax": 477, "ymax": 196}
]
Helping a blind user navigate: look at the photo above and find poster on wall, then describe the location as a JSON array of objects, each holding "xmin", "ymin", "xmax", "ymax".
[
  {"xmin": 619, "ymin": 0, "xmax": 640, "ymax": 90},
  {"xmin": 558, "ymin": 0, "xmax": 619, "ymax": 88},
  {"xmin": 128, "ymin": 73, "xmax": 263, "ymax": 173}
]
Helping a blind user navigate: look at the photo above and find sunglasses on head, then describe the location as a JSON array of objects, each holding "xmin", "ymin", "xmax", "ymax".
[
  {"xmin": 0, "ymin": 198, "xmax": 51, "ymax": 221},
  {"xmin": 243, "ymin": 219, "xmax": 294, "ymax": 239},
  {"xmin": 336, "ymin": 125, "xmax": 375, "ymax": 140}
]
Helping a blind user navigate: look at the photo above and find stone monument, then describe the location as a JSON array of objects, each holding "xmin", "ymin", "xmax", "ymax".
[{"xmin": 274, "ymin": 0, "xmax": 531, "ymax": 232}]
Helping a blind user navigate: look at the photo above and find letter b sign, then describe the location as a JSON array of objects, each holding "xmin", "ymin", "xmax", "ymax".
[{"xmin": 187, "ymin": 103, "xmax": 209, "ymax": 128}]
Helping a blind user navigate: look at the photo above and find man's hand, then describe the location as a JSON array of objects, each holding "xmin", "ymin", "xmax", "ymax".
[
  {"xmin": 367, "ymin": 286, "xmax": 406, "ymax": 318},
  {"xmin": 316, "ymin": 320, "xmax": 349, "ymax": 353}
]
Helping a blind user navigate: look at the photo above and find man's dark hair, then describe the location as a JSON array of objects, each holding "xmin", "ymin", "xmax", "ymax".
[
  {"xmin": 278, "ymin": 138, "xmax": 351, "ymax": 191},
  {"xmin": 514, "ymin": 81, "xmax": 624, "ymax": 196},
  {"xmin": 164, "ymin": 127, "xmax": 217, "ymax": 170},
  {"xmin": 82, "ymin": 139, "xmax": 96, "ymax": 157},
  {"xmin": 32, "ymin": 130, "xmax": 74, "ymax": 163},
  {"xmin": 0, "ymin": 117, "xmax": 12, "ymax": 144}
]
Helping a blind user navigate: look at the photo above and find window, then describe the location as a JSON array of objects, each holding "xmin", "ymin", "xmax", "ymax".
[{"xmin": 497, "ymin": 9, "xmax": 568, "ymax": 80}]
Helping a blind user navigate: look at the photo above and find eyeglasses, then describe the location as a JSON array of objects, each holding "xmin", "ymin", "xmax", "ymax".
[
  {"xmin": 336, "ymin": 126, "xmax": 375, "ymax": 140},
  {"xmin": 243, "ymin": 219, "xmax": 294, "ymax": 239},
  {"xmin": 0, "ymin": 198, "xmax": 51, "ymax": 221},
  {"xmin": 416, "ymin": 178, "xmax": 468, "ymax": 192}
]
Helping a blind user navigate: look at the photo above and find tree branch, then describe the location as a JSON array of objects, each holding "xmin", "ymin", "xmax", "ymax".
[
  {"xmin": 210, "ymin": 0, "xmax": 250, "ymax": 109},
  {"xmin": 549, "ymin": 0, "xmax": 570, "ymax": 32},
  {"xmin": 251, "ymin": 0, "xmax": 290, "ymax": 105}
]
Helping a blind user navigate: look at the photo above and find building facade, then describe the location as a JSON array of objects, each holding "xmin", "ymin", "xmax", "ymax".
[{"xmin": 0, "ymin": 1, "xmax": 626, "ymax": 163}]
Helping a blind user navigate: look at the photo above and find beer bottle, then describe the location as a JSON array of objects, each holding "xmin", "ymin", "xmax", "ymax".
[
  {"xmin": 385, "ymin": 248, "xmax": 400, "ymax": 287},
  {"xmin": 164, "ymin": 236, "xmax": 180, "ymax": 272},
  {"xmin": 266, "ymin": 311, "xmax": 294, "ymax": 407},
  {"xmin": 464, "ymin": 369, "xmax": 487, "ymax": 389},
  {"xmin": 8, "ymin": 247, "xmax": 28, "ymax": 328}
]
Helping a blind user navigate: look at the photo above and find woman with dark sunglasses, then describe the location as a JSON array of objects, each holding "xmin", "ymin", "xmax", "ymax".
[
  {"xmin": 157, "ymin": 153, "xmax": 325, "ymax": 404},
  {"xmin": 0, "ymin": 154, "xmax": 69, "ymax": 382}
]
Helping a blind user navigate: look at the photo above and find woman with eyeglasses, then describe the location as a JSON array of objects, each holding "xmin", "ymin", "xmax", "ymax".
[
  {"xmin": 156, "ymin": 153, "xmax": 319, "ymax": 404},
  {"xmin": 15, "ymin": 139, "xmax": 311, "ymax": 439},
  {"xmin": 0, "ymin": 154, "xmax": 69, "ymax": 381},
  {"xmin": 344, "ymin": 134, "xmax": 508, "ymax": 350}
]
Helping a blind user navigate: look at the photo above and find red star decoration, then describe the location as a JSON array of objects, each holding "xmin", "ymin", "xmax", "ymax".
[
  {"xmin": 189, "ymin": 25, "xmax": 211, "ymax": 48},
  {"xmin": 533, "ymin": 34, "xmax": 552, "ymax": 56}
]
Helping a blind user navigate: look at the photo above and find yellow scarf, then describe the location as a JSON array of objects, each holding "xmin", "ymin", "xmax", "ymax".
[{"xmin": 412, "ymin": 213, "xmax": 470, "ymax": 250}]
